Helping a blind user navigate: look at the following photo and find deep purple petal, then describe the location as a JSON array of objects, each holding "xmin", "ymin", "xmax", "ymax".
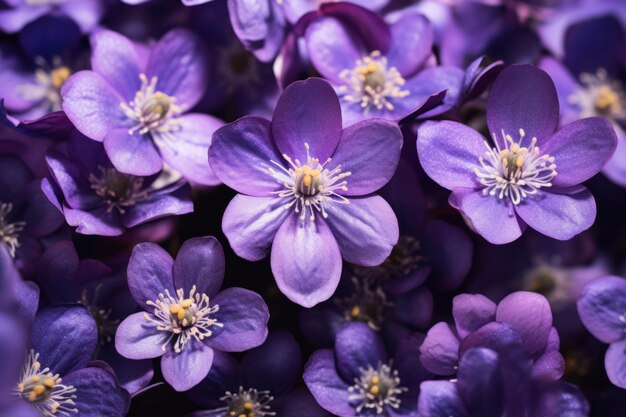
[
  {"xmin": 204, "ymin": 287, "xmax": 269, "ymax": 352},
  {"xmin": 452, "ymin": 294, "xmax": 497, "ymax": 339},
  {"xmin": 115, "ymin": 312, "xmax": 170, "ymax": 360},
  {"xmin": 185, "ymin": 351, "xmax": 242, "ymax": 409},
  {"xmin": 538, "ymin": 57, "xmax": 581, "ymax": 123},
  {"xmin": 127, "ymin": 242, "xmax": 175, "ymax": 310},
  {"xmin": 31, "ymin": 305, "xmax": 97, "ymax": 376},
  {"xmin": 417, "ymin": 381, "xmax": 468, "ymax": 417},
  {"xmin": 386, "ymin": 12, "xmax": 433, "ymax": 78},
  {"xmin": 416, "ymin": 121, "xmax": 485, "ymax": 190},
  {"xmin": 542, "ymin": 118, "xmax": 617, "ymax": 188},
  {"xmin": 173, "ymin": 236, "xmax": 224, "ymax": 299},
  {"xmin": 419, "ymin": 322, "xmax": 460, "ymax": 376},
  {"xmin": 222, "ymin": 195, "xmax": 291, "ymax": 261},
  {"xmin": 456, "ymin": 348, "xmax": 504, "ymax": 417},
  {"xmin": 331, "ymin": 119, "xmax": 402, "ymax": 196},
  {"xmin": 390, "ymin": 286, "xmax": 433, "ymax": 329},
  {"xmin": 605, "ymin": 339, "xmax": 626, "ymax": 389},
  {"xmin": 487, "ymin": 65, "xmax": 559, "ymax": 148},
  {"xmin": 209, "ymin": 116, "xmax": 284, "ymax": 196},
  {"xmin": 304, "ymin": 16, "xmax": 364, "ymax": 85},
  {"xmin": 532, "ymin": 348, "xmax": 565, "ymax": 382},
  {"xmin": 303, "ymin": 350, "xmax": 355, "ymax": 417},
  {"xmin": 121, "ymin": 183, "xmax": 193, "ymax": 229},
  {"xmin": 449, "ymin": 189, "xmax": 524, "ymax": 245},
  {"xmin": 496, "ymin": 291, "xmax": 553, "ymax": 357},
  {"xmin": 63, "ymin": 365, "xmax": 131, "ymax": 417},
  {"xmin": 271, "ymin": 215, "xmax": 342, "ymax": 307},
  {"xmin": 514, "ymin": 187, "xmax": 595, "ymax": 241},
  {"xmin": 161, "ymin": 341, "xmax": 214, "ymax": 392},
  {"xmin": 104, "ymin": 129, "xmax": 163, "ymax": 177},
  {"xmin": 61, "ymin": 71, "xmax": 129, "ymax": 141},
  {"xmin": 45, "ymin": 153, "xmax": 101, "ymax": 210},
  {"xmin": 324, "ymin": 195, "xmax": 399, "ymax": 266},
  {"xmin": 159, "ymin": 113, "xmax": 223, "ymax": 186},
  {"xmin": 146, "ymin": 29, "xmax": 208, "ymax": 110},
  {"xmin": 577, "ymin": 275, "xmax": 626, "ymax": 344},
  {"xmin": 272, "ymin": 78, "xmax": 342, "ymax": 163},
  {"xmin": 89, "ymin": 29, "xmax": 143, "ymax": 100},
  {"xmin": 335, "ymin": 322, "xmax": 387, "ymax": 381},
  {"xmin": 0, "ymin": 313, "xmax": 26, "ymax": 391}
]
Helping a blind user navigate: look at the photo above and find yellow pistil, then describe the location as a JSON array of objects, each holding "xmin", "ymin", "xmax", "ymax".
[
  {"xmin": 50, "ymin": 66, "xmax": 71, "ymax": 89},
  {"xmin": 595, "ymin": 86, "xmax": 620, "ymax": 111},
  {"xmin": 350, "ymin": 306, "xmax": 361, "ymax": 318}
]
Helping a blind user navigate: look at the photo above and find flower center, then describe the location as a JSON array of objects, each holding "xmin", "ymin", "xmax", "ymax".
[
  {"xmin": 15, "ymin": 350, "xmax": 77, "ymax": 417},
  {"xmin": 348, "ymin": 363, "xmax": 407, "ymax": 415},
  {"xmin": 474, "ymin": 129, "xmax": 557, "ymax": 205},
  {"xmin": 219, "ymin": 387, "xmax": 275, "ymax": 417},
  {"xmin": 336, "ymin": 277, "xmax": 389, "ymax": 331},
  {"xmin": 338, "ymin": 51, "xmax": 410, "ymax": 113},
  {"xmin": 353, "ymin": 235, "xmax": 423, "ymax": 283},
  {"xmin": 569, "ymin": 68, "xmax": 626, "ymax": 122},
  {"xmin": 80, "ymin": 287, "xmax": 119, "ymax": 346},
  {"xmin": 144, "ymin": 285, "xmax": 222, "ymax": 353},
  {"xmin": 523, "ymin": 263, "xmax": 571, "ymax": 309},
  {"xmin": 268, "ymin": 143, "xmax": 351, "ymax": 221},
  {"xmin": 0, "ymin": 202, "xmax": 26, "ymax": 258},
  {"xmin": 120, "ymin": 74, "xmax": 183, "ymax": 140},
  {"xmin": 16, "ymin": 57, "xmax": 70, "ymax": 112},
  {"xmin": 88, "ymin": 166, "xmax": 149, "ymax": 214}
]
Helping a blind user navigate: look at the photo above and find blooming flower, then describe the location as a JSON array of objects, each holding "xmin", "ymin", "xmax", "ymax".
[
  {"xmin": 42, "ymin": 131, "xmax": 193, "ymax": 236},
  {"xmin": 577, "ymin": 275, "xmax": 626, "ymax": 389},
  {"xmin": 304, "ymin": 322, "xmax": 430, "ymax": 416},
  {"xmin": 115, "ymin": 236, "xmax": 270, "ymax": 391},
  {"xmin": 2, "ymin": 305, "xmax": 130, "ymax": 417},
  {"xmin": 417, "ymin": 64, "xmax": 617, "ymax": 244},
  {"xmin": 540, "ymin": 15, "xmax": 626, "ymax": 186},
  {"xmin": 0, "ymin": 0, "xmax": 106, "ymax": 34},
  {"xmin": 208, "ymin": 77, "xmax": 401, "ymax": 307},
  {"xmin": 61, "ymin": 28, "xmax": 224, "ymax": 185}
]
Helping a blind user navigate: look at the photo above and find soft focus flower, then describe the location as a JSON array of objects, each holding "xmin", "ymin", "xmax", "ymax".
[
  {"xmin": 0, "ymin": 0, "xmax": 106, "ymax": 34},
  {"xmin": 61, "ymin": 28, "xmax": 224, "ymax": 185},
  {"xmin": 417, "ymin": 64, "xmax": 617, "ymax": 244},
  {"xmin": 209, "ymin": 77, "xmax": 401, "ymax": 307},
  {"xmin": 115, "ymin": 236, "xmax": 270, "ymax": 391},
  {"xmin": 42, "ymin": 131, "xmax": 193, "ymax": 236}
]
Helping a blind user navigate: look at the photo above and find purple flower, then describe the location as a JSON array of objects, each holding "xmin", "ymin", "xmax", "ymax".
[
  {"xmin": 34, "ymin": 240, "xmax": 153, "ymax": 395},
  {"xmin": 0, "ymin": 0, "xmax": 106, "ymax": 34},
  {"xmin": 61, "ymin": 28, "xmax": 224, "ymax": 185},
  {"xmin": 539, "ymin": 15, "xmax": 626, "ymax": 186},
  {"xmin": 420, "ymin": 291, "xmax": 564, "ymax": 382},
  {"xmin": 185, "ymin": 331, "xmax": 323, "ymax": 417},
  {"xmin": 577, "ymin": 275, "xmax": 626, "ymax": 389},
  {"xmin": 41, "ymin": 131, "xmax": 193, "ymax": 236},
  {"xmin": 121, "ymin": 0, "xmax": 213, "ymax": 5},
  {"xmin": 115, "ymin": 236, "xmax": 270, "ymax": 392},
  {"xmin": 301, "ymin": 5, "xmax": 456, "ymax": 125},
  {"xmin": 282, "ymin": 0, "xmax": 389, "ymax": 24},
  {"xmin": 3, "ymin": 305, "xmax": 130, "ymax": 417},
  {"xmin": 304, "ymin": 323, "xmax": 430, "ymax": 416},
  {"xmin": 417, "ymin": 64, "xmax": 617, "ymax": 244},
  {"xmin": 208, "ymin": 77, "xmax": 401, "ymax": 307}
]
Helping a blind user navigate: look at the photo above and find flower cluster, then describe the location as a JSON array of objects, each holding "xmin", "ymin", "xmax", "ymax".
[{"xmin": 0, "ymin": 0, "xmax": 625, "ymax": 417}]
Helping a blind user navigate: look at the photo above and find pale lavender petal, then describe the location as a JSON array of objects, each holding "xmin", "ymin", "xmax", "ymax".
[
  {"xmin": 386, "ymin": 12, "xmax": 433, "ymax": 78},
  {"xmin": 577, "ymin": 275, "xmax": 626, "ymax": 344},
  {"xmin": 104, "ymin": 128, "xmax": 163, "ymax": 176},
  {"xmin": 161, "ymin": 341, "xmax": 214, "ymax": 392},
  {"xmin": 419, "ymin": 322, "xmax": 460, "ymax": 376},
  {"xmin": 303, "ymin": 350, "xmax": 355, "ymax": 417},
  {"xmin": 605, "ymin": 339, "xmax": 626, "ymax": 389},
  {"xmin": 453, "ymin": 294, "xmax": 496, "ymax": 339},
  {"xmin": 115, "ymin": 312, "xmax": 170, "ymax": 360}
]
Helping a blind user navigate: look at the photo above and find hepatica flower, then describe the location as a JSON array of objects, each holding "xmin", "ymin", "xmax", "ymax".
[
  {"xmin": 42, "ymin": 131, "xmax": 193, "ymax": 236},
  {"xmin": 417, "ymin": 64, "xmax": 617, "ymax": 244},
  {"xmin": 209, "ymin": 78, "xmax": 401, "ymax": 307},
  {"xmin": 61, "ymin": 28, "xmax": 224, "ymax": 185},
  {"xmin": 115, "ymin": 236, "xmax": 270, "ymax": 392}
]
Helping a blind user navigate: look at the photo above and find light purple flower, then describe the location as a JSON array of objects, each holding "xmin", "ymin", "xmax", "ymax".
[
  {"xmin": 208, "ymin": 77, "xmax": 401, "ymax": 307},
  {"xmin": 61, "ymin": 28, "xmax": 224, "ymax": 185},
  {"xmin": 0, "ymin": 0, "xmax": 106, "ymax": 34},
  {"xmin": 115, "ymin": 236, "xmax": 270, "ymax": 392},
  {"xmin": 41, "ymin": 131, "xmax": 193, "ymax": 237},
  {"xmin": 577, "ymin": 275, "xmax": 626, "ymax": 389},
  {"xmin": 417, "ymin": 64, "xmax": 617, "ymax": 244}
]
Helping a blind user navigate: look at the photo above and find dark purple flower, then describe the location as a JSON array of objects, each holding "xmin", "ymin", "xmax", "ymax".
[
  {"xmin": 61, "ymin": 28, "xmax": 224, "ymax": 185},
  {"xmin": 4, "ymin": 305, "xmax": 130, "ymax": 417},
  {"xmin": 282, "ymin": 0, "xmax": 389, "ymax": 24},
  {"xmin": 417, "ymin": 64, "xmax": 617, "ymax": 244},
  {"xmin": 0, "ymin": 0, "xmax": 106, "ymax": 34},
  {"xmin": 304, "ymin": 323, "xmax": 430, "ymax": 416},
  {"xmin": 577, "ymin": 275, "xmax": 626, "ymax": 389},
  {"xmin": 302, "ymin": 5, "xmax": 456, "ymax": 125},
  {"xmin": 540, "ymin": 15, "xmax": 626, "ymax": 186},
  {"xmin": 420, "ymin": 291, "xmax": 564, "ymax": 382},
  {"xmin": 121, "ymin": 0, "xmax": 214, "ymax": 5},
  {"xmin": 34, "ymin": 240, "xmax": 153, "ymax": 395},
  {"xmin": 208, "ymin": 77, "xmax": 401, "ymax": 307},
  {"xmin": 41, "ymin": 131, "xmax": 193, "ymax": 236},
  {"xmin": 185, "ymin": 331, "xmax": 319, "ymax": 417},
  {"xmin": 115, "ymin": 236, "xmax": 270, "ymax": 392}
]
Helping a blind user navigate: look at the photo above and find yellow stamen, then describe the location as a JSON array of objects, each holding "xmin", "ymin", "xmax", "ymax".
[{"xmin": 370, "ymin": 385, "xmax": 380, "ymax": 395}]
